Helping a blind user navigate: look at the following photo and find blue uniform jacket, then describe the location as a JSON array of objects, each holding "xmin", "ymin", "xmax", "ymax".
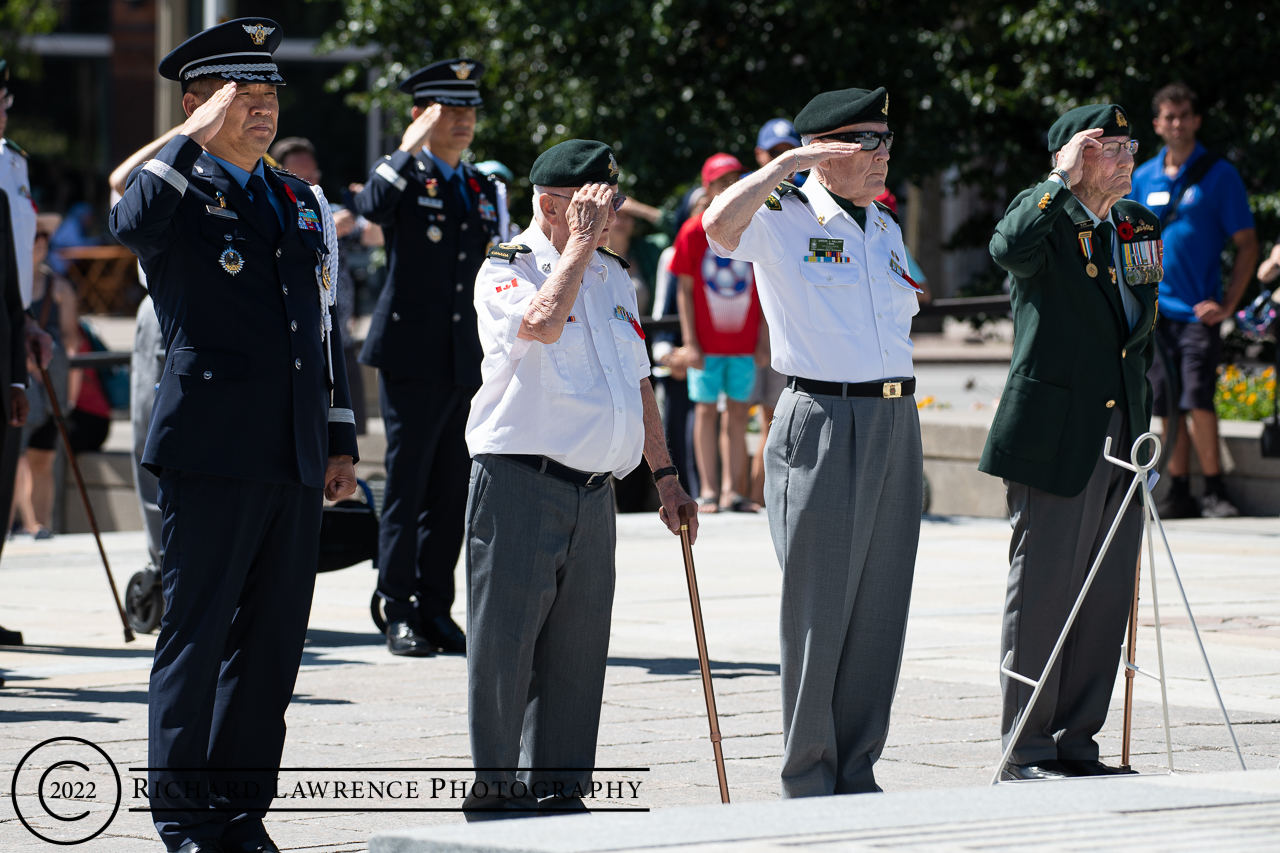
[
  {"xmin": 110, "ymin": 135, "xmax": 359, "ymax": 490},
  {"xmin": 354, "ymin": 148, "xmax": 500, "ymax": 386}
]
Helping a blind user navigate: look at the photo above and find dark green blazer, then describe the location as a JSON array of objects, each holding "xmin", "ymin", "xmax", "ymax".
[{"xmin": 979, "ymin": 178, "xmax": 1161, "ymax": 498}]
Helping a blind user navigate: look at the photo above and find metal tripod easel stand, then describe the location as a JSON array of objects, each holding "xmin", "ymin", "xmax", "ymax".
[{"xmin": 992, "ymin": 431, "xmax": 1244, "ymax": 785}]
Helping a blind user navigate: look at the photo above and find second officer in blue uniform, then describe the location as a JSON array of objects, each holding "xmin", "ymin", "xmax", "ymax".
[
  {"xmin": 110, "ymin": 18, "xmax": 359, "ymax": 853},
  {"xmin": 356, "ymin": 59, "xmax": 502, "ymax": 656}
]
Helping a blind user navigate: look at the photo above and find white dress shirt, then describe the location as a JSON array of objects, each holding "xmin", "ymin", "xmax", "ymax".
[
  {"xmin": 466, "ymin": 222, "xmax": 651, "ymax": 477},
  {"xmin": 709, "ymin": 178, "xmax": 918, "ymax": 383},
  {"xmin": 1, "ymin": 139, "xmax": 37, "ymax": 307}
]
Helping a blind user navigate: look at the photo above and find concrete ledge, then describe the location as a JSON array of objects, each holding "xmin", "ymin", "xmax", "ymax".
[{"xmin": 369, "ymin": 769, "xmax": 1280, "ymax": 853}]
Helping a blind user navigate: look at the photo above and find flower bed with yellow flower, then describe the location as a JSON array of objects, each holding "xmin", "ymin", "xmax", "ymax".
[{"xmin": 1215, "ymin": 365, "xmax": 1277, "ymax": 421}]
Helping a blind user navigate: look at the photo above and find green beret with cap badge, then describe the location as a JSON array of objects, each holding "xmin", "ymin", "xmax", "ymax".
[
  {"xmin": 793, "ymin": 86, "xmax": 890, "ymax": 136},
  {"xmin": 529, "ymin": 139, "xmax": 620, "ymax": 187},
  {"xmin": 1047, "ymin": 104, "xmax": 1131, "ymax": 151}
]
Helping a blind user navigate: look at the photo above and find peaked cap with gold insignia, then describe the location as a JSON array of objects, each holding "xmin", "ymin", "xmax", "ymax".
[
  {"xmin": 158, "ymin": 17, "xmax": 285, "ymax": 89},
  {"xmin": 1047, "ymin": 103, "xmax": 1131, "ymax": 151},
  {"xmin": 793, "ymin": 86, "xmax": 890, "ymax": 135},
  {"xmin": 399, "ymin": 58, "xmax": 486, "ymax": 107}
]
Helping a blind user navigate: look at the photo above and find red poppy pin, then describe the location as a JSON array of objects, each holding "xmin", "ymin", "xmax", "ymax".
[
  {"xmin": 282, "ymin": 183, "xmax": 298, "ymax": 205},
  {"xmin": 1117, "ymin": 222, "xmax": 1134, "ymax": 241},
  {"xmin": 468, "ymin": 177, "xmax": 481, "ymax": 193}
]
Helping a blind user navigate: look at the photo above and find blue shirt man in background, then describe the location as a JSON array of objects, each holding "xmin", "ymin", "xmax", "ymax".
[{"xmin": 1128, "ymin": 82, "xmax": 1258, "ymax": 518}]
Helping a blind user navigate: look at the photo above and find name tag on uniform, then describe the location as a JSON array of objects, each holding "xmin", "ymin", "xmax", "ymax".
[
  {"xmin": 205, "ymin": 205, "xmax": 239, "ymax": 219},
  {"xmin": 804, "ymin": 237, "xmax": 850, "ymax": 263},
  {"xmin": 1145, "ymin": 191, "xmax": 1171, "ymax": 207},
  {"xmin": 417, "ymin": 196, "xmax": 444, "ymax": 209}
]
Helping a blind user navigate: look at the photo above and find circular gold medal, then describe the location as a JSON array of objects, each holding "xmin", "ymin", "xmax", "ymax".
[
  {"xmin": 1085, "ymin": 262, "xmax": 1098, "ymax": 278},
  {"xmin": 427, "ymin": 225, "xmax": 443, "ymax": 243}
]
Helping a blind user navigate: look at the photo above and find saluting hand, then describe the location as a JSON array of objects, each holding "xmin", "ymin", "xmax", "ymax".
[
  {"xmin": 399, "ymin": 103, "xmax": 442, "ymax": 153},
  {"xmin": 1054, "ymin": 128, "xmax": 1105, "ymax": 188},
  {"xmin": 785, "ymin": 140, "xmax": 863, "ymax": 173},
  {"xmin": 565, "ymin": 182, "xmax": 615, "ymax": 244},
  {"xmin": 181, "ymin": 82, "xmax": 237, "ymax": 147}
]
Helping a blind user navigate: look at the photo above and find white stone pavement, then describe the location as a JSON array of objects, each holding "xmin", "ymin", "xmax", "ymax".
[{"xmin": 1, "ymin": 511, "xmax": 1278, "ymax": 851}]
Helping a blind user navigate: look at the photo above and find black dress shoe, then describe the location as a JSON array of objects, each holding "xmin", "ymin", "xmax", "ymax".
[
  {"xmin": 386, "ymin": 620, "xmax": 435, "ymax": 657},
  {"xmin": 1000, "ymin": 759, "xmax": 1072, "ymax": 781},
  {"xmin": 421, "ymin": 614, "xmax": 467, "ymax": 654},
  {"xmin": 1060, "ymin": 758, "xmax": 1137, "ymax": 776},
  {"xmin": 0, "ymin": 625, "xmax": 24, "ymax": 646},
  {"xmin": 227, "ymin": 836, "xmax": 281, "ymax": 853},
  {"xmin": 175, "ymin": 840, "xmax": 226, "ymax": 853}
]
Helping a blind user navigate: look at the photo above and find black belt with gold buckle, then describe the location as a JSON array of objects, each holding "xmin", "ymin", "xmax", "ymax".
[
  {"xmin": 504, "ymin": 454, "xmax": 611, "ymax": 487},
  {"xmin": 789, "ymin": 376, "xmax": 916, "ymax": 399}
]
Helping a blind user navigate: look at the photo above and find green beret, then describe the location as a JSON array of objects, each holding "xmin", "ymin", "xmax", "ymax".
[
  {"xmin": 529, "ymin": 139, "xmax": 620, "ymax": 187},
  {"xmin": 1047, "ymin": 104, "xmax": 1131, "ymax": 151},
  {"xmin": 793, "ymin": 87, "xmax": 890, "ymax": 136}
]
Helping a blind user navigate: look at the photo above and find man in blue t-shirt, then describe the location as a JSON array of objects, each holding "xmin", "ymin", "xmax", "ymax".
[{"xmin": 1128, "ymin": 83, "xmax": 1258, "ymax": 518}]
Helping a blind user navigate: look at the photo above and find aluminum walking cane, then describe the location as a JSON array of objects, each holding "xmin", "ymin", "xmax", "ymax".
[{"xmin": 677, "ymin": 503, "xmax": 730, "ymax": 803}]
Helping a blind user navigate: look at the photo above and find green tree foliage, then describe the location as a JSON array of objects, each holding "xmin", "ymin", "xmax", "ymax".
[
  {"xmin": 0, "ymin": 0, "xmax": 63, "ymax": 81},
  {"xmin": 316, "ymin": 0, "xmax": 1279, "ymax": 245}
]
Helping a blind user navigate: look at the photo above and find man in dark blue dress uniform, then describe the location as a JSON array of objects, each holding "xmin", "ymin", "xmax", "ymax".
[
  {"xmin": 355, "ymin": 59, "xmax": 502, "ymax": 656},
  {"xmin": 110, "ymin": 18, "xmax": 358, "ymax": 853}
]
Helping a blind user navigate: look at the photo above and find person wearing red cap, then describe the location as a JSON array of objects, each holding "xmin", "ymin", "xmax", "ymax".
[{"xmin": 670, "ymin": 153, "xmax": 766, "ymax": 512}]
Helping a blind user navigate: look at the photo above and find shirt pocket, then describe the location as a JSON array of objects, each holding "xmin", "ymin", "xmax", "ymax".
[
  {"xmin": 540, "ymin": 323, "xmax": 595, "ymax": 395},
  {"xmin": 796, "ymin": 261, "xmax": 865, "ymax": 336},
  {"xmin": 609, "ymin": 318, "xmax": 647, "ymax": 385},
  {"xmin": 886, "ymin": 268, "xmax": 922, "ymax": 327}
]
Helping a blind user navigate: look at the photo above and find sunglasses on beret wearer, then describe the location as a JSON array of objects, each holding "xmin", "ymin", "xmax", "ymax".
[
  {"xmin": 814, "ymin": 130, "xmax": 894, "ymax": 152},
  {"xmin": 542, "ymin": 191, "xmax": 628, "ymax": 211}
]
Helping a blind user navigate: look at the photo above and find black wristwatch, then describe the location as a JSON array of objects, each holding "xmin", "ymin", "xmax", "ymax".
[{"xmin": 651, "ymin": 465, "xmax": 679, "ymax": 484}]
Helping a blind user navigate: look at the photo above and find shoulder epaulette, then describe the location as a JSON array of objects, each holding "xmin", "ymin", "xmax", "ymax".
[
  {"xmin": 597, "ymin": 246, "xmax": 630, "ymax": 269},
  {"xmin": 270, "ymin": 165, "xmax": 311, "ymax": 185},
  {"xmin": 487, "ymin": 243, "xmax": 531, "ymax": 263},
  {"xmin": 2, "ymin": 138, "xmax": 27, "ymax": 159},
  {"xmin": 765, "ymin": 181, "xmax": 807, "ymax": 211},
  {"xmin": 874, "ymin": 200, "xmax": 899, "ymax": 225}
]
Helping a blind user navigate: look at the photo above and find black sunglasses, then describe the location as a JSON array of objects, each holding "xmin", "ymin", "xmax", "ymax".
[{"xmin": 816, "ymin": 130, "xmax": 894, "ymax": 152}]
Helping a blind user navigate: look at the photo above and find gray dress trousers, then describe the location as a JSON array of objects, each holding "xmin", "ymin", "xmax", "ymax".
[
  {"xmin": 764, "ymin": 386, "xmax": 923, "ymax": 798},
  {"xmin": 463, "ymin": 453, "xmax": 617, "ymax": 818},
  {"xmin": 1000, "ymin": 408, "xmax": 1142, "ymax": 764}
]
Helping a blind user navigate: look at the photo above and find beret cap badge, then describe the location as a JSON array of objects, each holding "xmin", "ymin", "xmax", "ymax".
[
  {"xmin": 242, "ymin": 24, "xmax": 275, "ymax": 45},
  {"xmin": 883, "ymin": 94, "xmax": 889, "ymax": 116},
  {"xmin": 1115, "ymin": 110, "xmax": 1128, "ymax": 128}
]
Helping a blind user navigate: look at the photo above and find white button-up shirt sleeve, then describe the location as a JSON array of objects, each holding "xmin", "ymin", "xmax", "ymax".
[
  {"xmin": 708, "ymin": 180, "xmax": 918, "ymax": 384},
  {"xmin": 466, "ymin": 225, "xmax": 651, "ymax": 478}
]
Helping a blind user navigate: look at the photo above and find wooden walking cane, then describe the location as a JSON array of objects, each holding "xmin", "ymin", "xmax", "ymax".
[
  {"xmin": 1120, "ymin": 556, "xmax": 1142, "ymax": 770},
  {"xmin": 36, "ymin": 362, "xmax": 134, "ymax": 643},
  {"xmin": 677, "ymin": 503, "xmax": 730, "ymax": 803}
]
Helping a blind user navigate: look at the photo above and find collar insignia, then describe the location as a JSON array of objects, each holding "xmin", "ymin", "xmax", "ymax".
[
  {"xmin": 242, "ymin": 24, "xmax": 275, "ymax": 45},
  {"xmin": 451, "ymin": 62, "xmax": 475, "ymax": 80}
]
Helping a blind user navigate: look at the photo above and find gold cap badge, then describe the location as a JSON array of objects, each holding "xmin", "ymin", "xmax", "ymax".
[
  {"xmin": 242, "ymin": 24, "xmax": 275, "ymax": 46},
  {"xmin": 1115, "ymin": 109, "xmax": 1128, "ymax": 128},
  {"xmin": 883, "ymin": 94, "xmax": 889, "ymax": 115},
  {"xmin": 608, "ymin": 153, "xmax": 620, "ymax": 179},
  {"xmin": 451, "ymin": 62, "xmax": 474, "ymax": 80}
]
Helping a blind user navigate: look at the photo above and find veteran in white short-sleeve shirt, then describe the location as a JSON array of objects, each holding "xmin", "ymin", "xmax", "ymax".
[
  {"xmin": 461, "ymin": 140, "xmax": 696, "ymax": 819},
  {"xmin": 704, "ymin": 85, "xmax": 924, "ymax": 800}
]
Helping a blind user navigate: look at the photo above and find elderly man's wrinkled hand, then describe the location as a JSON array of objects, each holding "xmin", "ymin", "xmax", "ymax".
[
  {"xmin": 24, "ymin": 317, "xmax": 53, "ymax": 370},
  {"xmin": 787, "ymin": 140, "xmax": 862, "ymax": 173},
  {"xmin": 1055, "ymin": 128, "xmax": 1105, "ymax": 188},
  {"xmin": 657, "ymin": 478, "xmax": 699, "ymax": 545},
  {"xmin": 565, "ymin": 183, "xmax": 615, "ymax": 244}
]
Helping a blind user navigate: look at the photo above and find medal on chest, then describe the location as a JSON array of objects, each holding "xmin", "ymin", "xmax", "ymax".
[
  {"xmin": 1117, "ymin": 216, "xmax": 1163, "ymax": 286},
  {"xmin": 478, "ymin": 196, "xmax": 497, "ymax": 222},
  {"xmin": 1077, "ymin": 231, "xmax": 1099, "ymax": 278},
  {"xmin": 427, "ymin": 225, "xmax": 443, "ymax": 243},
  {"xmin": 804, "ymin": 237, "xmax": 849, "ymax": 263},
  {"xmin": 614, "ymin": 304, "xmax": 646, "ymax": 340},
  {"xmin": 425, "ymin": 177, "xmax": 439, "ymax": 197},
  {"xmin": 220, "ymin": 246, "xmax": 244, "ymax": 275},
  {"xmin": 282, "ymin": 183, "xmax": 322, "ymax": 232}
]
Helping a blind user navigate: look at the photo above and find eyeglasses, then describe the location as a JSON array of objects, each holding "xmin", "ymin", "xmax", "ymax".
[
  {"xmin": 1098, "ymin": 140, "xmax": 1140, "ymax": 158},
  {"xmin": 815, "ymin": 130, "xmax": 894, "ymax": 152},
  {"xmin": 542, "ymin": 191, "xmax": 628, "ymax": 211}
]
